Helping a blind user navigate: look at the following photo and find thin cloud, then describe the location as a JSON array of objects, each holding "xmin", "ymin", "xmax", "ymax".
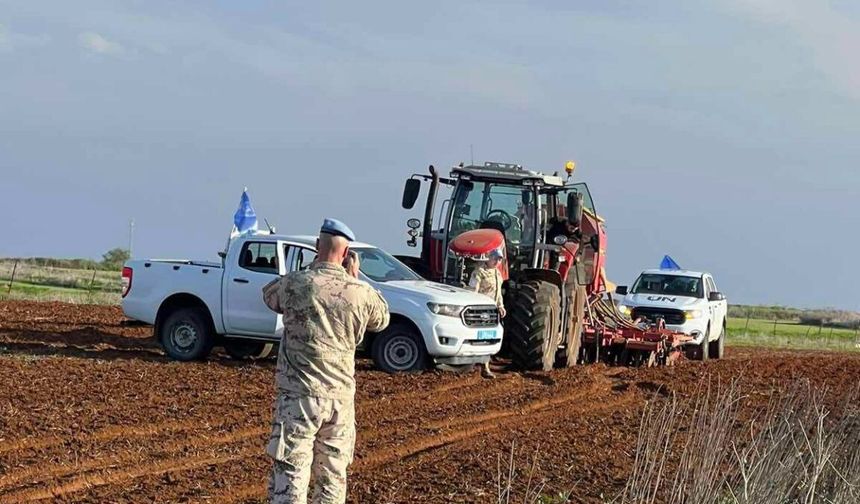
[
  {"xmin": 78, "ymin": 31, "xmax": 125, "ymax": 55},
  {"xmin": 726, "ymin": 0, "xmax": 860, "ymax": 101},
  {"xmin": 0, "ymin": 23, "xmax": 51, "ymax": 52}
]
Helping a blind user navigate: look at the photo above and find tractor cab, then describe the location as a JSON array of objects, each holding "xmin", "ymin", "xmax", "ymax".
[{"xmin": 401, "ymin": 162, "xmax": 599, "ymax": 289}]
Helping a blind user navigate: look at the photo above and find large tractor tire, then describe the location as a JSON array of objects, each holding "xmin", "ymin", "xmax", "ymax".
[
  {"xmin": 559, "ymin": 285, "xmax": 586, "ymax": 367},
  {"xmin": 507, "ymin": 280, "xmax": 561, "ymax": 371}
]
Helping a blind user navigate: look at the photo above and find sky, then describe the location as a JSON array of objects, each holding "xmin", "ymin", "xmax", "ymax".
[{"xmin": 1, "ymin": 0, "xmax": 858, "ymax": 310}]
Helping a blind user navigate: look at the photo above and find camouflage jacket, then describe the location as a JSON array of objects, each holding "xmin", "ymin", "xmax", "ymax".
[
  {"xmin": 263, "ymin": 261, "xmax": 390, "ymax": 399},
  {"xmin": 469, "ymin": 265, "xmax": 504, "ymax": 309}
]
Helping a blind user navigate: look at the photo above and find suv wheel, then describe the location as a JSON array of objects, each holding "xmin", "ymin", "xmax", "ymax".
[
  {"xmin": 160, "ymin": 308, "xmax": 214, "ymax": 361},
  {"xmin": 224, "ymin": 340, "xmax": 274, "ymax": 360},
  {"xmin": 371, "ymin": 323, "xmax": 428, "ymax": 373}
]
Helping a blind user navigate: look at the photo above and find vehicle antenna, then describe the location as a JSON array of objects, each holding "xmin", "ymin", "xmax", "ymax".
[
  {"xmin": 264, "ymin": 218, "xmax": 276, "ymax": 234},
  {"xmin": 470, "ymin": 144, "xmax": 474, "ymax": 165}
]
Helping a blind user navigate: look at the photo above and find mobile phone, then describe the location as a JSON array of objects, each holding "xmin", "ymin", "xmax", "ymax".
[{"xmin": 342, "ymin": 250, "xmax": 357, "ymax": 268}]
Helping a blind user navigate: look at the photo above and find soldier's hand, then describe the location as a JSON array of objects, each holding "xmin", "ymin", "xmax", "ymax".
[
  {"xmin": 499, "ymin": 306, "xmax": 507, "ymax": 319},
  {"xmin": 344, "ymin": 251, "xmax": 360, "ymax": 278}
]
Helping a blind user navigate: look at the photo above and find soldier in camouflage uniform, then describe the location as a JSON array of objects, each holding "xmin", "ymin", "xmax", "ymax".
[
  {"xmin": 468, "ymin": 249, "xmax": 506, "ymax": 379},
  {"xmin": 262, "ymin": 218, "xmax": 390, "ymax": 504}
]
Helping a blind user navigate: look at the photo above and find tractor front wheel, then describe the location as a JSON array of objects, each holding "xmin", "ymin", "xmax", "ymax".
[{"xmin": 507, "ymin": 280, "xmax": 561, "ymax": 371}]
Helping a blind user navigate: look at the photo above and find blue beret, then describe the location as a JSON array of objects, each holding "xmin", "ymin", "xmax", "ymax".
[{"xmin": 320, "ymin": 218, "xmax": 355, "ymax": 242}]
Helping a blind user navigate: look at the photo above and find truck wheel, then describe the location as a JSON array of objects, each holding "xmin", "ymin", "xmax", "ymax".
[
  {"xmin": 708, "ymin": 324, "xmax": 725, "ymax": 359},
  {"xmin": 160, "ymin": 308, "xmax": 214, "ymax": 361},
  {"xmin": 693, "ymin": 325, "xmax": 710, "ymax": 362},
  {"xmin": 371, "ymin": 323, "xmax": 428, "ymax": 373},
  {"xmin": 508, "ymin": 280, "xmax": 561, "ymax": 371},
  {"xmin": 224, "ymin": 340, "xmax": 274, "ymax": 360}
]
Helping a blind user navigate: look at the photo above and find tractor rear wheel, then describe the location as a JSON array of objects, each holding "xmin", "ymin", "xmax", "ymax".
[
  {"xmin": 507, "ymin": 280, "xmax": 561, "ymax": 371},
  {"xmin": 559, "ymin": 285, "xmax": 586, "ymax": 367}
]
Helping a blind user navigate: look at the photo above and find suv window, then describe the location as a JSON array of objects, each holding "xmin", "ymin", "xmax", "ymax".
[
  {"xmin": 284, "ymin": 245, "xmax": 316, "ymax": 272},
  {"xmin": 239, "ymin": 242, "xmax": 278, "ymax": 274}
]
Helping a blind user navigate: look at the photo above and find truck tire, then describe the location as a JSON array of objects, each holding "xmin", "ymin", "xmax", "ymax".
[
  {"xmin": 693, "ymin": 325, "xmax": 710, "ymax": 362},
  {"xmin": 507, "ymin": 280, "xmax": 561, "ymax": 371},
  {"xmin": 708, "ymin": 324, "xmax": 725, "ymax": 360},
  {"xmin": 371, "ymin": 322, "xmax": 428, "ymax": 373},
  {"xmin": 224, "ymin": 340, "xmax": 274, "ymax": 360},
  {"xmin": 159, "ymin": 307, "xmax": 214, "ymax": 361}
]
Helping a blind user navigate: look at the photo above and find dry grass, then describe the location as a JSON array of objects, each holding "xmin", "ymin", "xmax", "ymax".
[{"xmin": 618, "ymin": 380, "xmax": 860, "ymax": 504}]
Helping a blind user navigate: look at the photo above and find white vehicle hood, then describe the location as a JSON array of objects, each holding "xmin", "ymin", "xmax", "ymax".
[
  {"xmin": 623, "ymin": 293, "xmax": 705, "ymax": 310},
  {"xmin": 377, "ymin": 280, "xmax": 496, "ymax": 306}
]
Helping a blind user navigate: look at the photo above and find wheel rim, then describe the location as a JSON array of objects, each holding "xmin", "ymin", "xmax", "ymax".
[
  {"xmin": 384, "ymin": 335, "xmax": 419, "ymax": 371},
  {"xmin": 170, "ymin": 322, "xmax": 198, "ymax": 354}
]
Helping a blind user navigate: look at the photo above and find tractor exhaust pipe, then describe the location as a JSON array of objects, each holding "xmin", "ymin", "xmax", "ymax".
[{"xmin": 421, "ymin": 165, "xmax": 439, "ymax": 264}]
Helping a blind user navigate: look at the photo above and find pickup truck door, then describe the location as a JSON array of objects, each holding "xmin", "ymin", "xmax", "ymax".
[{"xmin": 223, "ymin": 240, "xmax": 286, "ymax": 337}]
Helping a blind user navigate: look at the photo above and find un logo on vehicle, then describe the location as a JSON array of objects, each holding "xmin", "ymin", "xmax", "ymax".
[{"xmin": 646, "ymin": 296, "xmax": 677, "ymax": 302}]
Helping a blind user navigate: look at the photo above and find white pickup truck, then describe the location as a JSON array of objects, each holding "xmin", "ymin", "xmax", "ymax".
[
  {"xmin": 121, "ymin": 234, "xmax": 503, "ymax": 372},
  {"xmin": 614, "ymin": 269, "xmax": 728, "ymax": 360}
]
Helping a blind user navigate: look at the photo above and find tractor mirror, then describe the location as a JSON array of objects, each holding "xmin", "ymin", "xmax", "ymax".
[
  {"xmin": 402, "ymin": 179, "xmax": 421, "ymax": 209},
  {"xmin": 615, "ymin": 285, "xmax": 628, "ymax": 296},
  {"xmin": 567, "ymin": 192, "xmax": 583, "ymax": 226}
]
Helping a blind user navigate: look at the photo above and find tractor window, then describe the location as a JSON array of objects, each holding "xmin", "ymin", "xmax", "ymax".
[
  {"xmin": 449, "ymin": 181, "xmax": 537, "ymax": 246},
  {"xmin": 561, "ymin": 183, "xmax": 596, "ymax": 215}
]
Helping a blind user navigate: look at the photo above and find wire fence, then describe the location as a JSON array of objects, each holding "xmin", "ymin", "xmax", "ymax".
[{"xmin": 0, "ymin": 260, "xmax": 121, "ymax": 305}]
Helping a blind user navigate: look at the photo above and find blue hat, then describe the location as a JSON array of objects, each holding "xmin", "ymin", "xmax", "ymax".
[{"xmin": 320, "ymin": 218, "xmax": 355, "ymax": 242}]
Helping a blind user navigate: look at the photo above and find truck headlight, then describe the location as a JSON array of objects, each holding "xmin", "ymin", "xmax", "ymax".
[
  {"xmin": 427, "ymin": 303, "xmax": 464, "ymax": 317},
  {"xmin": 617, "ymin": 305, "xmax": 631, "ymax": 316},
  {"xmin": 685, "ymin": 309, "xmax": 703, "ymax": 320}
]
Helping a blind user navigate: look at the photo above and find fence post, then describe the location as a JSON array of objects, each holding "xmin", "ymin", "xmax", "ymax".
[
  {"xmin": 7, "ymin": 259, "xmax": 18, "ymax": 293},
  {"xmin": 744, "ymin": 312, "xmax": 751, "ymax": 335},
  {"xmin": 773, "ymin": 317, "xmax": 778, "ymax": 337},
  {"xmin": 88, "ymin": 269, "xmax": 97, "ymax": 292}
]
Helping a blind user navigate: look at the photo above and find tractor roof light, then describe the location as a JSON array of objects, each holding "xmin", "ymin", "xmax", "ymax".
[{"xmin": 565, "ymin": 160, "xmax": 576, "ymax": 176}]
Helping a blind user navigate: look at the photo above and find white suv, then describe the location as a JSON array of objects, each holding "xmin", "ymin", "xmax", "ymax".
[{"xmin": 614, "ymin": 269, "xmax": 727, "ymax": 360}]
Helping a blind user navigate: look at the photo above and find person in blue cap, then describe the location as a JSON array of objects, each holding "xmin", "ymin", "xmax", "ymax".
[{"xmin": 263, "ymin": 218, "xmax": 389, "ymax": 503}]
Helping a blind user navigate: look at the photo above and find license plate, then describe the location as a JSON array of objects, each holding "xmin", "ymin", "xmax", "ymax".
[{"xmin": 477, "ymin": 329, "xmax": 497, "ymax": 340}]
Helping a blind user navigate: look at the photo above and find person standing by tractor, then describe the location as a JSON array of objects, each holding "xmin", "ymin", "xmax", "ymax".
[
  {"xmin": 262, "ymin": 218, "xmax": 390, "ymax": 504},
  {"xmin": 468, "ymin": 249, "xmax": 506, "ymax": 379}
]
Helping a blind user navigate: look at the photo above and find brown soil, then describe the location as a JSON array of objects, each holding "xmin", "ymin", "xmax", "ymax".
[{"xmin": 1, "ymin": 300, "xmax": 858, "ymax": 503}]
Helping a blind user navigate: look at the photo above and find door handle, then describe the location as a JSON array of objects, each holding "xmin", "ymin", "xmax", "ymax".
[{"xmin": 233, "ymin": 278, "xmax": 250, "ymax": 284}]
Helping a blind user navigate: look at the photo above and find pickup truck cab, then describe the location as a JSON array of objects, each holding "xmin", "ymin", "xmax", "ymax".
[
  {"xmin": 614, "ymin": 269, "xmax": 728, "ymax": 360},
  {"xmin": 121, "ymin": 234, "xmax": 503, "ymax": 372}
]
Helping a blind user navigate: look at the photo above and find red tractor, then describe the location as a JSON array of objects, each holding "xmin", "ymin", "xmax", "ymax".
[{"xmin": 398, "ymin": 162, "xmax": 688, "ymax": 371}]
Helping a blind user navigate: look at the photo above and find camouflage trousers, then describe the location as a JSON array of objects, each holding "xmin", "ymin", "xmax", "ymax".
[{"xmin": 266, "ymin": 393, "xmax": 356, "ymax": 504}]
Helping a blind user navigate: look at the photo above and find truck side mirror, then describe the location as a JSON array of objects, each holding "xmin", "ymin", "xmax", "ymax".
[
  {"xmin": 615, "ymin": 285, "xmax": 628, "ymax": 296},
  {"xmin": 402, "ymin": 179, "xmax": 421, "ymax": 209},
  {"xmin": 567, "ymin": 192, "xmax": 583, "ymax": 227},
  {"xmin": 708, "ymin": 291, "xmax": 725, "ymax": 301}
]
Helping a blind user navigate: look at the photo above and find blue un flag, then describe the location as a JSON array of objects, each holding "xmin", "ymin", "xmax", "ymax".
[
  {"xmin": 660, "ymin": 255, "xmax": 681, "ymax": 270},
  {"xmin": 232, "ymin": 188, "xmax": 258, "ymax": 237}
]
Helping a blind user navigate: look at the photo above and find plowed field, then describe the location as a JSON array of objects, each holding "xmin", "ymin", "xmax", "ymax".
[{"xmin": 1, "ymin": 301, "xmax": 858, "ymax": 503}]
